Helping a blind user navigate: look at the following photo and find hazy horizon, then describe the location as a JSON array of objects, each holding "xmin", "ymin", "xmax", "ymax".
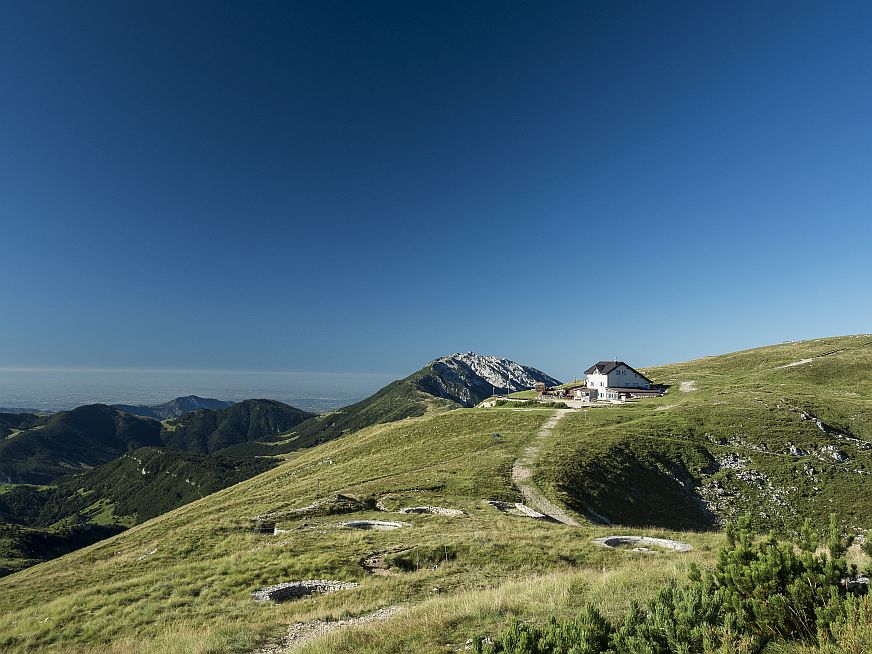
[{"xmin": 0, "ymin": 367, "xmax": 400, "ymax": 413}]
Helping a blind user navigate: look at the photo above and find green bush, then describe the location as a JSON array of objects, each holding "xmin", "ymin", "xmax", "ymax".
[
  {"xmin": 818, "ymin": 593, "xmax": 872, "ymax": 654},
  {"xmin": 471, "ymin": 606, "xmax": 611, "ymax": 654}
]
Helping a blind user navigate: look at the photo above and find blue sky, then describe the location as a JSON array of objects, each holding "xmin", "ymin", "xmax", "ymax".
[{"xmin": 1, "ymin": 1, "xmax": 870, "ymax": 381}]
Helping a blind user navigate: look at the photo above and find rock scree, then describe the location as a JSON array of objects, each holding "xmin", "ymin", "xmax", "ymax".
[
  {"xmin": 593, "ymin": 535, "xmax": 693, "ymax": 552},
  {"xmin": 339, "ymin": 519, "xmax": 409, "ymax": 530},
  {"xmin": 251, "ymin": 580, "xmax": 359, "ymax": 603}
]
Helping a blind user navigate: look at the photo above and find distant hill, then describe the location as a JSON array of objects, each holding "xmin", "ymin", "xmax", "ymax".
[
  {"xmin": 0, "ymin": 398, "xmax": 304, "ymax": 574},
  {"xmin": 111, "ymin": 395, "xmax": 234, "ymax": 420},
  {"xmin": 0, "ymin": 405, "xmax": 162, "ymax": 484},
  {"xmin": 270, "ymin": 352, "xmax": 561, "ymax": 451},
  {"xmin": 160, "ymin": 399, "xmax": 316, "ymax": 454},
  {"xmin": 0, "ymin": 399, "xmax": 310, "ymax": 485}
]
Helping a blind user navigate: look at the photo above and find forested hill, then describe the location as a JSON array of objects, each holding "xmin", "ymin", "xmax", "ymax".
[
  {"xmin": 0, "ymin": 405, "xmax": 162, "ymax": 484},
  {"xmin": 160, "ymin": 399, "xmax": 315, "ymax": 454}
]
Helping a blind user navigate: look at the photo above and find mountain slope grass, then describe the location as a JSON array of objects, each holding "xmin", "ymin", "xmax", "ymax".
[
  {"xmin": 535, "ymin": 334, "xmax": 872, "ymax": 534},
  {"xmin": 1, "ymin": 336, "xmax": 870, "ymax": 653},
  {"xmin": 0, "ymin": 407, "xmax": 719, "ymax": 654}
]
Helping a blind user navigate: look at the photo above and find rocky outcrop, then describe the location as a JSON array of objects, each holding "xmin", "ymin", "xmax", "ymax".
[{"xmin": 417, "ymin": 353, "xmax": 560, "ymax": 407}]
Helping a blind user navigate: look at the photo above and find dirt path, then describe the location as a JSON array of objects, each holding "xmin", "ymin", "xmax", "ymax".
[
  {"xmin": 252, "ymin": 606, "xmax": 402, "ymax": 653},
  {"xmin": 511, "ymin": 410, "xmax": 580, "ymax": 526}
]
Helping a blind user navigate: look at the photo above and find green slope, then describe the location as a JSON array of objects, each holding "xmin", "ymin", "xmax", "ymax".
[
  {"xmin": 1, "ymin": 336, "xmax": 870, "ymax": 654},
  {"xmin": 536, "ymin": 334, "xmax": 872, "ymax": 533}
]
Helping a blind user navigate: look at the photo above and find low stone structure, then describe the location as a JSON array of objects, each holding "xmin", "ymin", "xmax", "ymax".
[
  {"xmin": 398, "ymin": 506, "xmax": 464, "ymax": 516},
  {"xmin": 593, "ymin": 535, "xmax": 693, "ymax": 552},
  {"xmin": 487, "ymin": 500, "xmax": 550, "ymax": 520},
  {"xmin": 251, "ymin": 579, "xmax": 360, "ymax": 603},
  {"xmin": 339, "ymin": 520, "xmax": 409, "ymax": 530}
]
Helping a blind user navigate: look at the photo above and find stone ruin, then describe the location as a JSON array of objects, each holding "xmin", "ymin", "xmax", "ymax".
[
  {"xmin": 593, "ymin": 535, "xmax": 693, "ymax": 552},
  {"xmin": 339, "ymin": 520, "xmax": 409, "ymax": 530},
  {"xmin": 251, "ymin": 579, "xmax": 360, "ymax": 603},
  {"xmin": 399, "ymin": 506, "xmax": 464, "ymax": 516},
  {"xmin": 487, "ymin": 500, "xmax": 550, "ymax": 520}
]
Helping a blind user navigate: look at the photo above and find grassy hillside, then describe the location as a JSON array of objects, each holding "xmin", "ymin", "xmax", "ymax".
[
  {"xmin": 535, "ymin": 335, "xmax": 872, "ymax": 534},
  {"xmin": 1, "ymin": 336, "xmax": 870, "ymax": 653}
]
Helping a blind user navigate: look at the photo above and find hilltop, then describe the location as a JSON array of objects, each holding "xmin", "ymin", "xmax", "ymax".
[
  {"xmin": 112, "ymin": 395, "xmax": 235, "ymax": 420},
  {"xmin": 1, "ymin": 337, "xmax": 870, "ymax": 654}
]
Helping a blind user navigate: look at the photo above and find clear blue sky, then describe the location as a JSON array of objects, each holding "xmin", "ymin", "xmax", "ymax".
[{"xmin": 1, "ymin": 1, "xmax": 870, "ymax": 381}]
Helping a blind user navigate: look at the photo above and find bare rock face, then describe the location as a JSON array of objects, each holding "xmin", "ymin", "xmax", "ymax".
[
  {"xmin": 418, "ymin": 353, "xmax": 561, "ymax": 407},
  {"xmin": 251, "ymin": 579, "xmax": 359, "ymax": 603}
]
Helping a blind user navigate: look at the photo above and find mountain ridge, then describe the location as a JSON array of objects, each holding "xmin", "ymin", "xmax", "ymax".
[{"xmin": 112, "ymin": 395, "xmax": 235, "ymax": 420}]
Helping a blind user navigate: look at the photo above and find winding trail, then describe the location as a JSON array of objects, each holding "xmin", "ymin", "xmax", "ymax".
[{"xmin": 511, "ymin": 410, "xmax": 580, "ymax": 526}]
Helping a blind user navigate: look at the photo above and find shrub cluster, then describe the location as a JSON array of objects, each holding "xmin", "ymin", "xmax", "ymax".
[{"xmin": 471, "ymin": 514, "xmax": 870, "ymax": 654}]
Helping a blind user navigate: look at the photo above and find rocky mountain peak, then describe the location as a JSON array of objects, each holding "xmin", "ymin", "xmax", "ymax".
[{"xmin": 421, "ymin": 352, "xmax": 561, "ymax": 407}]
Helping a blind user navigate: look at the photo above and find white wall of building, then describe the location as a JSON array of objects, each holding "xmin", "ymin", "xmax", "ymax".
[{"xmin": 586, "ymin": 364, "xmax": 650, "ymax": 390}]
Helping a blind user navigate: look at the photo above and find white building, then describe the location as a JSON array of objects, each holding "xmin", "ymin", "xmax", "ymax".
[{"xmin": 584, "ymin": 360, "xmax": 654, "ymax": 401}]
